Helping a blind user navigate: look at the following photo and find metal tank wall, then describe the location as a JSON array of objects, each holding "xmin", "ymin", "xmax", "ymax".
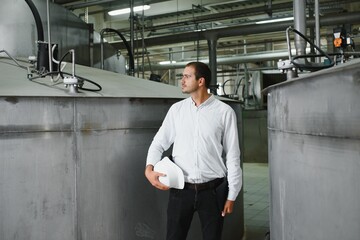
[
  {"xmin": 266, "ymin": 59, "xmax": 360, "ymax": 240},
  {"xmin": 0, "ymin": 60, "xmax": 244, "ymax": 240},
  {"xmin": 243, "ymin": 109, "xmax": 268, "ymax": 163},
  {"xmin": 0, "ymin": 0, "xmax": 90, "ymax": 65},
  {"xmin": 0, "ymin": 0, "xmax": 125, "ymax": 73}
]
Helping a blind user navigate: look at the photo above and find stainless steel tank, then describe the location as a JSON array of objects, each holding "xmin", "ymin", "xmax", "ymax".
[
  {"xmin": 0, "ymin": 59, "xmax": 244, "ymax": 240},
  {"xmin": 266, "ymin": 59, "xmax": 360, "ymax": 240},
  {"xmin": 0, "ymin": 0, "xmax": 125, "ymax": 73}
]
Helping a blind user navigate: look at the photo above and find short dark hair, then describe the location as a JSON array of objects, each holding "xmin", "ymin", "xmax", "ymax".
[{"xmin": 185, "ymin": 62, "xmax": 211, "ymax": 88}]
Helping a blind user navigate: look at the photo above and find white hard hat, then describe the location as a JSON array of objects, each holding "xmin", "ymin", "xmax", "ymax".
[{"xmin": 154, "ymin": 157, "xmax": 184, "ymax": 189}]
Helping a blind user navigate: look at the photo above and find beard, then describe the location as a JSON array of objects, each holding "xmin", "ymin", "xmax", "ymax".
[{"xmin": 181, "ymin": 85, "xmax": 197, "ymax": 94}]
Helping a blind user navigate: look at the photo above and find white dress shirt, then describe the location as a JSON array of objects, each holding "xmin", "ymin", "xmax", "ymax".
[{"xmin": 146, "ymin": 95, "xmax": 242, "ymax": 201}]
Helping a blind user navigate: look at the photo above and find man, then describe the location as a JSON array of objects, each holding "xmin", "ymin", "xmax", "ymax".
[{"xmin": 145, "ymin": 62, "xmax": 242, "ymax": 240}]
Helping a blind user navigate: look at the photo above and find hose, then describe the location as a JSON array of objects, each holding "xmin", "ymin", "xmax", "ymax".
[
  {"xmin": 286, "ymin": 27, "xmax": 335, "ymax": 71},
  {"xmin": 24, "ymin": 0, "xmax": 44, "ymax": 42},
  {"xmin": 100, "ymin": 28, "xmax": 135, "ymax": 75}
]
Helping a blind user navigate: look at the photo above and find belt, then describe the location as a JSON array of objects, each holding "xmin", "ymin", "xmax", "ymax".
[{"xmin": 184, "ymin": 178, "xmax": 224, "ymax": 191}]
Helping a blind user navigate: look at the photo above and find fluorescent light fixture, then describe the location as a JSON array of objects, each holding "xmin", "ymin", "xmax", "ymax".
[
  {"xmin": 108, "ymin": 5, "xmax": 150, "ymax": 16},
  {"xmin": 256, "ymin": 17, "xmax": 293, "ymax": 24},
  {"xmin": 194, "ymin": 29, "xmax": 207, "ymax": 32},
  {"xmin": 159, "ymin": 60, "xmax": 176, "ymax": 65}
]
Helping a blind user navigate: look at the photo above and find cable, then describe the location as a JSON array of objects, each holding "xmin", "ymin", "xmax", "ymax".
[
  {"xmin": 286, "ymin": 27, "xmax": 335, "ymax": 71},
  {"xmin": 62, "ymin": 72, "xmax": 102, "ymax": 92},
  {"xmin": 24, "ymin": 0, "xmax": 44, "ymax": 42},
  {"xmin": 29, "ymin": 49, "xmax": 102, "ymax": 92},
  {"xmin": 28, "ymin": 71, "xmax": 102, "ymax": 92},
  {"xmin": 100, "ymin": 28, "xmax": 135, "ymax": 75},
  {"xmin": 222, "ymin": 79, "xmax": 234, "ymax": 96}
]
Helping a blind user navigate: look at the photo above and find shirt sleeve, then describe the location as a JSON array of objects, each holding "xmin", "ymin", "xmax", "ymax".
[
  {"xmin": 223, "ymin": 108, "xmax": 243, "ymax": 201},
  {"xmin": 146, "ymin": 105, "xmax": 176, "ymax": 167}
]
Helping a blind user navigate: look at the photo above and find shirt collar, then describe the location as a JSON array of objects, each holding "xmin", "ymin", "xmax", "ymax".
[{"xmin": 190, "ymin": 94, "xmax": 214, "ymax": 108}]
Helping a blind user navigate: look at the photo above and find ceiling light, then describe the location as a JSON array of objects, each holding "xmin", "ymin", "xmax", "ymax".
[
  {"xmin": 108, "ymin": 5, "xmax": 150, "ymax": 16},
  {"xmin": 159, "ymin": 61, "xmax": 176, "ymax": 65},
  {"xmin": 256, "ymin": 17, "xmax": 293, "ymax": 24}
]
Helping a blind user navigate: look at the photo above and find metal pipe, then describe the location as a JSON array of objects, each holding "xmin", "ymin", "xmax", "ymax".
[
  {"xmin": 265, "ymin": 40, "xmax": 273, "ymax": 67},
  {"xmin": 143, "ymin": 50, "xmax": 292, "ymax": 71},
  {"xmin": 207, "ymin": 34, "xmax": 218, "ymax": 95},
  {"xmin": 144, "ymin": 2, "xmax": 293, "ymax": 32},
  {"xmin": 141, "ymin": 10, "xmax": 145, "ymax": 79},
  {"xmin": 100, "ymin": 30, "xmax": 105, "ymax": 69},
  {"xmin": 111, "ymin": 12, "xmax": 360, "ymax": 50},
  {"xmin": 70, "ymin": 49, "xmax": 76, "ymax": 76},
  {"xmin": 315, "ymin": 0, "xmax": 321, "ymax": 63},
  {"xmin": 46, "ymin": 0, "xmax": 53, "ymax": 74},
  {"xmin": 129, "ymin": 0, "xmax": 135, "ymax": 76},
  {"xmin": 64, "ymin": 0, "xmax": 117, "ymax": 10},
  {"xmin": 293, "ymin": 0, "xmax": 306, "ymax": 56}
]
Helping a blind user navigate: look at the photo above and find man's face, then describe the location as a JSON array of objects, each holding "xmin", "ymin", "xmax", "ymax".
[{"xmin": 181, "ymin": 66, "xmax": 200, "ymax": 94}]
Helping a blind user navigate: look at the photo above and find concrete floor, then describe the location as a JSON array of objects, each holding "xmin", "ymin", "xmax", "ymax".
[{"xmin": 243, "ymin": 163, "xmax": 270, "ymax": 240}]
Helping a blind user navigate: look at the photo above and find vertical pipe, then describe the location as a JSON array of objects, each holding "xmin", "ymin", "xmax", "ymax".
[
  {"xmin": 243, "ymin": 39, "xmax": 247, "ymax": 54},
  {"xmin": 207, "ymin": 34, "xmax": 218, "ymax": 95},
  {"xmin": 129, "ymin": 0, "xmax": 135, "ymax": 76},
  {"xmin": 293, "ymin": 0, "xmax": 306, "ymax": 56},
  {"xmin": 308, "ymin": 5, "xmax": 315, "ymax": 63},
  {"xmin": 265, "ymin": 40, "xmax": 273, "ymax": 67},
  {"xmin": 100, "ymin": 30, "xmax": 104, "ymax": 69},
  {"xmin": 142, "ymin": 9, "xmax": 145, "ymax": 79},
  {"xmin": 84, "ymin": 0, "xmax": 89, "ymax": 24},
  {"xmin": 46, "ymin": 0, "xmax": 53, "ymax": 74},
  {"xmin": 89, "ymin": 24, "xmax": 94, "ymax": 67},
  {"xmin": 315, "ymin": 0, "xmax": 321, "ymax": 63}
]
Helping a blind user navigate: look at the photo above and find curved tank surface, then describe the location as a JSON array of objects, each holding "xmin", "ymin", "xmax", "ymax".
[
  {"xmin": 0, "ymin": 0, "xmax": 125, "ymax": 73},
  {"xmin": 266, "ymin": 59, "xmax": 360, "ymax": 240},
  {"xmin": 0, "ymin": 58, "xmax": 244, "ymax": 240}
]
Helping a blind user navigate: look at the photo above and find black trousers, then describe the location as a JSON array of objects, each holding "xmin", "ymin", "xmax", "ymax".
[{"xmin": 166, "ymin": 180, "xmax": 228, "ymax": 240}]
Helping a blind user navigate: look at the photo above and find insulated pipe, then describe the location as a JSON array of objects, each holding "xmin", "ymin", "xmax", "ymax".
[
  {"xmin": 207, "ymin": 34, "xmax": 218, "ymax": 95},
  {"xmin": 293, "ymin": 0, "xmax": 307, "ymax": 56}
]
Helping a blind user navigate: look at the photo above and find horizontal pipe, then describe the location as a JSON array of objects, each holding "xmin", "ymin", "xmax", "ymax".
[
  {"xmin": 140, "ymin": 50, "xmax": 291, "ymax": 71},
  {"xmin": 143, "ymin": 2, "xmax": 293, "ymax": 32},
  {"xmin": 111, "ymin": 11, "xmax": 360, "ymax": 49}
]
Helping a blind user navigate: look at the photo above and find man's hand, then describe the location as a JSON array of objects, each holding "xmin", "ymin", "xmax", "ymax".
[
  {"xmin": 221, "ymin": 200, "xmax": 235, "ymax": 217},
  {"xmin": 145, "ymin": 164, "xmax": 170, "ymax": 190}
]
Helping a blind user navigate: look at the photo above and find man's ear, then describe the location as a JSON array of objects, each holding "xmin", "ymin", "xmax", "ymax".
[{"xmin": 198, "ymin": 77, "xmax": 205, "ymax": 87}]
